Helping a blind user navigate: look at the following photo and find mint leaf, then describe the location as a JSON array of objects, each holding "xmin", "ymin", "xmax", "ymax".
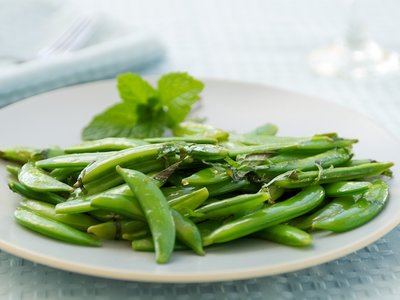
[
  {"xmin": 158, "ymin": 73, "xmax": 204, "ymax": 127},
  {"xmin": 81, "ymin": 72, "xmax": 204, "ymax": 140},
  {"xmin": 117, "ymin": 73, "xmax": 157, "ymax": 105},
  {"xmin": 81, "ymin": 103, "xmax": 138, "ymax": 140}
]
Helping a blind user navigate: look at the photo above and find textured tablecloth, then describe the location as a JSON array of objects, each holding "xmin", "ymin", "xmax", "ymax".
[{"xmin": 1, "ymin": 0, "xmax": 400, "ymax": 299}]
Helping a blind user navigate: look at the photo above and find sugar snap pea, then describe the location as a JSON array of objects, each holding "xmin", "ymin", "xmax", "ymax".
[
  {"xmin": 79, "ymin": 143, "xmax": 166, "ymax": 184},
  {"xmin": 55, "ymin": 198, "xmax": 93, "ymax": 214},
  {"xmin": 19, "ymin": 199, "xmax": 98, "ymax": 231},
  {"xmin": 172, "ymin": 121, "xmax": 229, "ymax": 141},
  {"xmin": 193, "ymin": 192, "xmax": 269, "ymax": 222},
  {"xmin": 228, "ymin": 135, "xmax": 357, "ymax": 157},
  {"xmin": 203, "ymin": 185, "xmax": 325, "ymax": 246},
  {"xmin": 6, "ymin": 165, "xmax": 21, "ymax": 177},
  {"xmin": 172, "ymin": 209, "xmax": 205, "ymax": 255},
  {"xmin": 324, "ymin": 181, "xmax": 372, "ymax": 197},
  {"xmin": 65, "ymin": 137, "xmax": 149, "ymax": 153},
  {"xmin": 168, "ymin": 187, "xmax": 209, "ymax": 214},
  {"xmin": 15, "ymin": 207, "xmax": 101, "ymax": 246},
  {"xmin": 9, "ymin": 180, "xmax": 66, "ymax": 205},
  {"xmin": 90, "ymin": 193, "xmax": 145, "ymax": 221},
  {"xmin": 181, "ymin": 166, "xmax": 230, "ymax": 186},
  {"xmin": 274, "ymin": 162, "xmax": 393, "ymax": 188},
  {"xmin": 132, "ymin": 237, "xmax": 188, "ymax": 252},
  {"xmin": 88, "ymin": 220, "xmax": 148, "ymax": 240},
  {"xmin": 36, "ymin": 152, "xmax": 116, "ymax": 169},
  {"xmin": 144, "ymin": 136, "xmax": 218, "ymax": 144},
  {"xmin": 313, "ymin": 180, "xmax": 389, "ymax": 232},
  {"xmin": 290, "ymin": 197, "xmax": 356, "ymax": 230},
  {"xmin": 254, "ymin": 224, "xmax": 313, "ymax": 247},
  {"xmin": 18, "ymin": 162, "xmax": 73, "ymax": 193},
  {"xmin": 116, "ymin": 167, "xmax": 175, "ymax": 264},
  {"xmin": 254, "ymin": 148, "xmax": 351, "ymax": 175},
  {"xmin": 0, "ymin": 146, "xmax": 42, "ymax": 164}
]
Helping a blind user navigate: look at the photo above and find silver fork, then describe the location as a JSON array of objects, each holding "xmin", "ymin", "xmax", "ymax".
[
  {"xmin": 0, "ymin": 15, "xmax": 95, "ymax": 64},
  {"xmin": 37, "ymin": 15, "xmax": 95, "ymax": 59}
]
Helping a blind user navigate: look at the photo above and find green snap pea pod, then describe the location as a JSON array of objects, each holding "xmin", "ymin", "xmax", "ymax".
[
  {"xmin": 55, "ymin": 198, "xmax": 93, "ymax": 214},
  {"xmin": 36, "ymin": 152, "xmax": 116, "ymax": 169},
  {"xmin": 49, "ymin": 167, "xmax": 81, "ymax": 181},
  {"xmin": 18, "ymin": 162, "xmax": 73, "ymax": 193},
  {"xmin": 181, "ymin": 166, "xmax": 230, "ymax": 186},
  {"xmin": 254, "ymin": 224, "xmax": 313, "ymax": 247},
  {"xmin": 202, "ymin": 185, "xmax": 325, "ymax": 246},
  {"xmin": 122, "ymin": 230, "xmax": 150, "ymax": 241},
  {"xmin": 56, "ymin": 183, "xmax": 135, "ymax": 214},
  {"xmin": 14, "ymin": 207, "xmax": 101, "ymax": 246},
  {"xmin": 83, "ymin": 156, "xmax": 165, "ymax": 195},
  {"xmin": 0, "ymin": 146, "xmax": 64, "ymax": 164},
  {"xmin": 313, "ymin": 180, "xmax": 389, "ymax": 232},
  {"xmin": 274, "ymin": 162, "xmax": 393, "ymax": 189},
  {"xmin": 254, "ymin": 148, "xmax": 352, "ymax": 175},
  {"xmin": 162, "ymin": 186, "xmax": 198, "ymax": 200},
  {"xmin": 249, "ymin": 123, "xmax": 278, "ymax": 136},
  {"xmin": 87, "ymin": 220, "xmax": 148, "ymax": 240},
  {"xmin": 172, "ymin": 121, "xmax": 229, "ymax": 141},
  {"xmin": 193, "ymin": 193, "xmax": 269, "ymax": 222},
  {"xmin": 6, "ymin": 165, "xmax": 21, "ymax": 177},
  {"xmin": 260, "ymin": 153, "xmax": 311, "ymax": 164},
  {"xmin": 0, "ymin": 146, "xmax": 42, "ymax": 163},
  {"xmin": 290, "ymin": 197, "xmax": 356, "ymax": 230},
  {"xmin": 343, "ymin": 159, "xmax": 375, "ymax": 167},
  {"xmin": 19, "ymin": 199, "xmax": 98, "ymax": 231},
  {"xmin": 81, "ymin": 172, "xmax": 125, "ymax": 195},
  {"xmin": 116, "ymin": 167, "xmax": 175, "ymax": 264},
  {"xmin": 132, "ymin": 237, "xmax": 188, "ymax": 252},
  {"xmin": 8, "ymin": 180, "xmax": 66, "ymax": 205},
  {"xmin": 171, "ymin": 209, "xmax": 205, "ymax": 255},
  {"xmin": 79, "ymin": 143, "xmax": 165, "ymax": 184},
  {"xmin": 144, "ymin": 136, "xmax": 218, "ymax": 144},
  {"xmin": 324, "ymin": 181, "xmax": 372, "ymax": 197},
  {"xmin": 228, "ymin": 135, "xmax": 357, "ymax": 157},
  {"xmin": 168, "ymin": 187, "xmax": 209, "ymax": 214},
  {"xmin": 183, "ymin": 144, "xmax": 228, "ymax": 161},
  {"xmin": 65, "ymin": 137, "xmax": 149, "ymax": 153},
  {"xmin": 206, "ymin": 179, "xmax": 250, "ymax": 197},
  {"xmin": 88, "ymin": 210, "xmax": 122, "ymax": 222},
  {"xmin": 81, "ymin": 156, "xmax": 167, "ymax": 195},
  {"xmin": 122, "ymin": 231, "xmax": 150, "ymax": 241},
  {"xmin": 90, "ymin": 194, "xmax": 145, "ymax": 221},
  {"xmin": 197, "ymin": 220, "xmax": 224, "ymax": 237}
]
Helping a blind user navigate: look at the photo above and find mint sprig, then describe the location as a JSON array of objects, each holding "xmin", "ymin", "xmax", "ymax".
[{"xmin": 81, "ymin": 72, "xmax": 204, "ymax": 140}]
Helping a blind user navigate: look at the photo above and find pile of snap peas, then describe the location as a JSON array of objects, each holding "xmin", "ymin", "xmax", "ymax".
[{"xmin": 0, "ymin": 122, "xmax": 393, "ymax": 264}]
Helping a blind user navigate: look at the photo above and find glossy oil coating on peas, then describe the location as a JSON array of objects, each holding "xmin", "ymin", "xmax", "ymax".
[
  {"xmin": 202, "ymin": 185, "xmax": 325, "ymax": 246},
  {"xmin": 1, "ymin": 117, "xmax": 394, "ymax": 265},
  {"xmin": 116, "ymin": 167, "xmax": 175, "ymax": 264}
]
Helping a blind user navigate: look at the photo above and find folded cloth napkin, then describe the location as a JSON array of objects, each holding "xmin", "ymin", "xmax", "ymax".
[{"xmin": 0, "ymin": 0, "xmax": 165, "ymax": 107}]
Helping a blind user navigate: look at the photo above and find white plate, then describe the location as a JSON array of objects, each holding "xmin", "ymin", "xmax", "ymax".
[{"xmin": 1, "ymin": 79, "xmax": 399, "ymax": 283}]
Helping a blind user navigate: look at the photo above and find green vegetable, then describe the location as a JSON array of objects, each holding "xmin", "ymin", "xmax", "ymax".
[
  {"xmin": 313, "ymin": 180, "xmax": 389, "ymax": 232},
  {"xmin": 18, "ymin": 162, "xmax": 73, "ymax": 193},
  {"xmin": 15, "ymin": 207, "xmax": 101, "ymax": 247},
  {"xmin": 203, "ymin": 185, "xmax": 325, "ymax": 246},
  {"xmin": 82, "ymin": 73, "xmax": 204, "ymax": 140},
  {"xmin": 116, "ymin": 167, "xmax": 175, "ymax": 264},
  {"xmin": 254, "ymin": 224, "xmax": 312, "ymax": 247}
]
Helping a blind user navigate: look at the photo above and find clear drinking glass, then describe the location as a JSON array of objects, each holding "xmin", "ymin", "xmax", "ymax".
[{"xmin": 309, "ymin": 0, "xmax": 399, "ymax": 78}]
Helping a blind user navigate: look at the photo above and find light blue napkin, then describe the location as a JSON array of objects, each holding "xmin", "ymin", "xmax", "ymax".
[{"xmin": 0, "ymin": 0, "xmax": 165, "ymax": 107}]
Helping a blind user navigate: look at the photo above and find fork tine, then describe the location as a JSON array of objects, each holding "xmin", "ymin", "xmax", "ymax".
[
  {"xmin": 55, "ymin": 18, "xmax": 95, "ymax": 54},
  {"xmin": 38, "ymin": 16, "xmax": 93, "ymax": 57}
]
